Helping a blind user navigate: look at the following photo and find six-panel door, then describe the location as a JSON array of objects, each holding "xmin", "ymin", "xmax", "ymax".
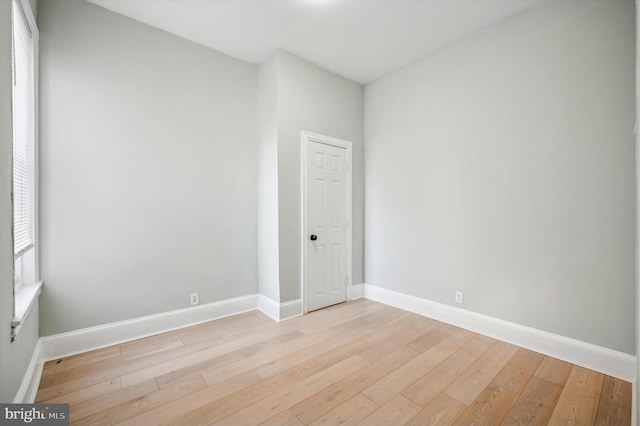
[{"xmin": 306, "ymin": 140, "xmax": 348, "ymax": 312}]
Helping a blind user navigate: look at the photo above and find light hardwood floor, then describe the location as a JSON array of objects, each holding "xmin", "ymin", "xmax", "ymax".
[{"xmin": 36, "ymin": 299, "xmax": 631, "ymax": 425}]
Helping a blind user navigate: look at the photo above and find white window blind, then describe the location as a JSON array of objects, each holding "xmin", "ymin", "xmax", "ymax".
[{"xmin": 12, "ymin": 0, "xmax": 35, "ymax": 258}]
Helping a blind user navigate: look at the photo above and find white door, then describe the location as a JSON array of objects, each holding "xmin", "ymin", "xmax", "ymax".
[{"xmin": 305, "ymin": 138, "xmax": 349, "ymax": 312}]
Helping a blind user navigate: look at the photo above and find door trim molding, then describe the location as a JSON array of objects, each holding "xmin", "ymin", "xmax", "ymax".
[{"xmin": 301, "ymin": 131, "xmax": 353, "ymax": 314}]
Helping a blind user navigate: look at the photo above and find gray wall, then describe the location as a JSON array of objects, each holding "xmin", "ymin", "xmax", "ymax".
[
  {"xmin": 257, "ymin": 54, "xmax": 280, "ymax": 302},
  {"xmin": 365, "ymin": 0, "xmax": 636, "ymax": 354},
  {"xmin": 275, "ymin": 50, "xmax": 364, "ymax": 302},
  {"xmin": 38, "ymin": 0, "xmax": 258, "ymax": 335},
  {"xmin": 0, "ymin": 0, "xmax": 40, "ymax": 402}
]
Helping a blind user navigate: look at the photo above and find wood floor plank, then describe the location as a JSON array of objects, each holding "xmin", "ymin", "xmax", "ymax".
[
  {"xmin": 547, "ymin": 366, "xmax": 605, "ymax": 425},
  {"xmin": 41, "ymin": 347, "xmax": 121, "ymax": 375},
  {"xmin": 73, "ymin": 375, "xmax": 207, "ymax": 426},
  {"xmin": 34, "ymin": 301, "xmax": 630, "ymax": 426},
  {"xmin": 534, "ymin": 356, "xmax": 573, "ymax": 386},
  {"xmin": 37, "ymin": 330, "xmax": 232, "ymax": 398},
  {"xmin": 290, "ymin": 346, "xmax": 419, "ymax": 424},
  {"xmin": 213, "ymin": 356, "xmax": 370, "ymax": 425},
  {"xmin": 252, "ymin": 317, "xmax": 378, "ymax": 380},
  {"xmin": 156, "ymin": 328, "xmax": 308, "ymax": 389},
  {"xmin": 405, "ymin": 323, "xmax": 457, "ymax": 353},
  {"xmin": 185, "ymin": 313, "xmax": 288, "ymax": 346},
  {"xmin": 119, "ymin": 336, "xmax": 187, "ymax": 360},
  {"xmin": 117, "ymin": 369, "xmax": 263, "ymax": 426},
  {"xmin": 594, "ymin": 376, "xmax": 631, "ymax": 425},
  {"xmin": 362, "ymin": 328, "xmax": 475, "ymax": 406},
  {"xmin": 500, "ymin": 376, "xmax": 562, "ymax": 425},
  {"xmin": 113, "ymin": 312, "xmax": 258, "ymax": 355},
  {"xmin": 475, "ymin": 334, "xmax": 498, "ymax": 344},
  {"xmin": 161, "ymin": 360, "xmax": 327, "ymax": 426},
  {"xmin": 208, "ymin": 311, "xmax": 389, "ymax": 384},
  {"xmin": 357, "ymin": 317, "xmax": 437, "ymax": 363},
  {"xmin": 492, "ymin": 347, "xmax": 545, "ymax": 393},
  {"xmin": 312, "ymin": 313, "xmax": 416, "ymax": 367},
  {"xmin": 445, "ymin": 340, "xmax": 519, "ymax": 405},
  {"xmin": 358, "ymin": 395, "xmax": 421, "ymax": 425},
  {"xmin": 39, "ymin": 378, "xmax": 121, "ymax": 405},
  {"xmin": 69, "ymin": 379, "xmax": 158, "ymax": 423},
  {"xmin": 309, "ymin": 394, "xmax": 379, "ymax": 426},
  {"xmin": 291, "ymin": 300, "xmax": 386, "ymax": 335},
  {"xmin": 406, "ymin": 393, "xmax": 466, "ymax": 426},
  {"xmin": 121, "ymin": 330, "xmax": 305, "ymax": 388},
  {"xmin": 179, "ymin": 330, "xmax": 228, "ymax": 348},
  {"xmin": 259, "ymin": 410, "xmax": 304, "ymax": 426},
  {"xmin": 401, "ymin": 336, "xmax": 494, "ymax": 407},
  {"xmin": 453, "ymin": 384, "xmax": 518, "ymax": 425},
  {"xmin": 171, "ymin": 311, "xmax": 265, "ymax": 339}
]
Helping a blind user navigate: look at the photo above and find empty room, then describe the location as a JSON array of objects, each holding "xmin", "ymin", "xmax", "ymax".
[{"xmin": 0, "ymin": 0, "xmax": 637, "ymax": 424}]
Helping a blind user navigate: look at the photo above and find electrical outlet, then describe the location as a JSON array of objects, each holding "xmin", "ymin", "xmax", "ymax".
[
  {"xmin": 190, "ymin": 292, "xmax": 199, "ymax": 306},
  {"xmin": 455, "ymin": 291, "xmax": 463, "ymax": 304}
]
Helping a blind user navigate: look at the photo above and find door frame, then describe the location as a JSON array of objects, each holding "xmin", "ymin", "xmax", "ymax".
[{"xmin": 301, "ymin": 131, "xmax": 353, "ymax": 314}]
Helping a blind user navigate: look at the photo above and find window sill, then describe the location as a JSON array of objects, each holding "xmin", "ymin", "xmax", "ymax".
[{"xmin": 11, "ymin": 281, "xmax": 42, "ymax": 340}]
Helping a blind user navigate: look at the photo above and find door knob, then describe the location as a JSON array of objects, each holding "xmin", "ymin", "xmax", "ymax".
[{"xmin": 310, "ymin": 235, "xmax": 317, "ymax": 241}]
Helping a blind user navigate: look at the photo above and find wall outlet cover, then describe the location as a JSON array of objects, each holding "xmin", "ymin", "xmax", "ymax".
[{"xmin": 190, "ymin": 293, "xmax": 199, "ymax": 306}]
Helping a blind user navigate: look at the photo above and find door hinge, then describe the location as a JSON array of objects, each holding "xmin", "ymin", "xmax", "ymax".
[
  {"xmin": 345, "ymin": 161, "xmax": 349, "ymax": 171},
  {"xmin": 345, "ymin": 219, "xmax": 349, "ymax": 227},
  {"xmin": 345, "ymin": 276, "xmax": 349, "ymax": 285}
]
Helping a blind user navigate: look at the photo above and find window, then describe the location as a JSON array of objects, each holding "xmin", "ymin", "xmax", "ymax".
[
  {"xmin": 12, "ymin": 0, "xmax": 35, "ymax": 261},
  {"xmin": 10, "ymin": 0, "xmax": 39, "ymax": 340}
]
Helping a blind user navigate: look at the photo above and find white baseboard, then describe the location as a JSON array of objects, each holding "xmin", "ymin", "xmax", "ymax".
[
  {"xmin": 257, "ymin": 294, "xmax": 279, "ymax": 321},
  {"xmin": 363, "ymin": 284, "xmax": 637, "ymax": 382},
  {"xmin": 280, "ymin": 299, "xmax": 303, "ymax": 320},
  {"xmin": 257, "ymin": 295, "xmax": 302, "ymax": 321},
  {"xmin": 12, "ymin": 339, "xmax": 44, "ymax": 403},
  {"xmin": 40, "ymin": 294, "xmax": 258, "ymax": 361},
  {"xmin": 350, "ymin": 283, "xmax": 364, "ymax": 300}
]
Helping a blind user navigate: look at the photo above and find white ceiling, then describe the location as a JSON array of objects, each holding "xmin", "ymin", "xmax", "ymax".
[{"xmin": 87, "ymin": 0, "xmax": 542, "ymax": 84}]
